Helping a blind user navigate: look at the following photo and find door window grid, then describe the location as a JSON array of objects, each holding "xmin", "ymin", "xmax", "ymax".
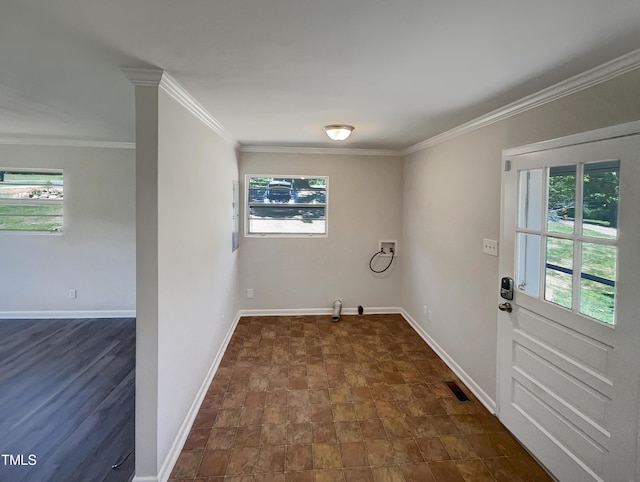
[{"xmin": 516, "ymin": 161, "xmax": 619, "ymax": 325}]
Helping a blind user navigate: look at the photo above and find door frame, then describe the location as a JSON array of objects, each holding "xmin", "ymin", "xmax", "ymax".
[{"xmin": 497, "ymin": 120, "xmax": 640, "ymax": 479}]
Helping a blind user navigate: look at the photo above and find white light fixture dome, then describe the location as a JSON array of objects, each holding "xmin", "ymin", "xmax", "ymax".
[{"xmin": 323, "ymin": 124, "xmax": 354, "ymax": 141}]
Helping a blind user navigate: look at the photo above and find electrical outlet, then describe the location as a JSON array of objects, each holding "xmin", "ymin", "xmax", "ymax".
[
  {"xmin": 483, "ymin": 238, "xmax": 499, "ymax": 256},
  {"xmin": 428, "ymin": 310, "xmax": 433, "ymax": 322},
  {"xmin": 69, "ymin": 289, "xmax": 77, "ymax": 299},
  {"xmin": 247, "ymin": 288, "xmax": 254, "ymax": 299},
  {"xmin": 423, "ymin": 305, "xmax": 427, "ymax": 316}
]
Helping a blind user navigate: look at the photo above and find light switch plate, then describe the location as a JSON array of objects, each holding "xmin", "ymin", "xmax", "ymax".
[{"xmin": 483, "ymin": 239, "xmax": 498, "ymax": 256}]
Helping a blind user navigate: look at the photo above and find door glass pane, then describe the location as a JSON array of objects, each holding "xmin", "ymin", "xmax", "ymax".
[
  {"xmin": 518, "ymin": 169, "xmax": 543, "ymax": 230},
  {"xmin": 582, "ymin": 160, "xmax": 619, "ymax": 239},
  {"xmin": 544, "ymin": 237, "xmax": 573, "ymax": 309},
  {"xmin": 547, "ymin": 165, "xmax": 576, "ymax": 234},
  {"xmin": 580, "ymin": 280, "xmax": 615, "ymax": 324},
  {"xmin": 517, "ymin": 233, "xmax": 540, "ymax": 297},
  {"xmin": 580, "ymin": 242, "xmax": 616, "ymax": 324}
]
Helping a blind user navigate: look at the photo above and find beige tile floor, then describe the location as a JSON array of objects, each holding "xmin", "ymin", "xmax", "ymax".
[{"xmin": 169, "ymin": 314, "xmax": 553, "ymax": 482}]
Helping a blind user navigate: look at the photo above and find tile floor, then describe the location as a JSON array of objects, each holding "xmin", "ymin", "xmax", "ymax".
[{"xmin": 169, "ymin": 314, "xmax": 553, "ymax": 482}]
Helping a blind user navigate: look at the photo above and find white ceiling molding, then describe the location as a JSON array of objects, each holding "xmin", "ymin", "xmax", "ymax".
[
  {"xmin": 121, "ymin": 67, "xmax": 165, "ymax": 86},
  {"xmin": 503, "ymin": 119, "xmax": 640, "ymax": 158},
  {"xmin": 239, "ymin": 145, "xmax": 402, "ymax": 157},
  {"xmin": 403, "ymin": 48, "xmax": 640, "ymax": 156},
  {"xmin": 0, "ymin": 137, "xmax": 135, "ymax": 149},
  {"xmin": 158, "ymin": 73, "xmax": 234, "ymax": 145},
  {"xmin": 122, "ymin": 68, "xmax": 234, "ymax": 145},
  {"xmin": 5, "ymin": 43, "xmax": 638, "ymax": 154}
]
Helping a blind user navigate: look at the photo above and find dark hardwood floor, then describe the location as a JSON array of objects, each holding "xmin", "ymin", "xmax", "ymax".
[{"xmin": 0, "ymin": 318, "xmax": 135, "ymax": 482}]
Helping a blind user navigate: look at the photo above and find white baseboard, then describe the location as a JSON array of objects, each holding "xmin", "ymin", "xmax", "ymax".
[
  {"xmin": 0, "ymin": 310, "xmax": 136, "ymax": 319},
  {"xmin": 400, "ymin": 308, "xmax": 497, "ymax": 414},
  {"xmin": 154, "ymin": 311, "xmax": 242, "ymax": 482},
  {"xmin": 238, "ymin": 306, "xmax": 403, "ymax": 317}
]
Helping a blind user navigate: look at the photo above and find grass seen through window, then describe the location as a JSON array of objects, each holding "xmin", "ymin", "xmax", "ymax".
[{"xmin": 0, "ymin": 170, "xmax": 64, "ymax": 232}]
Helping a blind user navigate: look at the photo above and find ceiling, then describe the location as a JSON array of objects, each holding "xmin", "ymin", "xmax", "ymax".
[{"xmin": 1, "ymin": 0, "xmax": 640, "ymax": 151}]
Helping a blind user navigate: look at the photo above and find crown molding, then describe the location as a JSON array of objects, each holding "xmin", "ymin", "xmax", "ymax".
[
  {"xmin": 122, "ymin": 68, "xmax": 234, "ymax": 144},
  {"xmin": 0, "ymin": 137, "xmax": 135, "ymax": 149},
  {"xmin": 239, "ymin": 145, "xmax": 402, "ymax": 157},
  {"xmin": 503, "ymin": 119, "xmax": 640, "ymax": 158},
  {"xmin": 403, "ymin": 48, "xmax": 640, "ymax": 156},
  {"xmin": 158, "ymin": 73, "xmax": 233, "ymax": 144},
  {"xmin": 121, "ymin": 67, "xmax": 164, "ymax": 86}
]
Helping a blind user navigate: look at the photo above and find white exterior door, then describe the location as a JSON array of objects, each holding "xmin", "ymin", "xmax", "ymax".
[{"xmin": 497, "ymin": 123, "xmax": 640, "ymax": 482}]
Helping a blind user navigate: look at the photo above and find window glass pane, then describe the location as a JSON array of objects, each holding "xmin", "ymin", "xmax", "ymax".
[
  {"xmin": 0, "ymin": 204, "xmax": 63, "ymax": 216},
  {"xmin": 248, "ymin": 217, "xmax": 326, "ymax": 235},
  {"xmin": 0, "ymin": 170, "xmax": 64, "ymax": 232},
  {"xmin": 545, "ymin": 271, "xmax": 573, "ymax": 309},
  {"xmin": 580, "ymin": 242, "xmax": 616, "ymax": 324},
  {"xmin": 0, "ymin": 215, "xmax": 63, "ymax": 231},
  {"xmin": 545, "ymin": 237, "xmax": 573, "ymax": 309},
  {"xmin": 249, "ymin": 206, "xmax": 325, "ymax": 221},
  {"xmin": 582, "ymin": 160, "xmax": 619, "ymax": 239},
  {"xmin": 518, "ymin": 169, "xmax": 543, "ymax": 230},
  {"xmin": 0, "ymin": 170, "xmax": 64, "ymax": 199},
  {"xmin": 516, "ymin": 233, "xmax": 540, "ymax": 297},
  {"xmin": 580, "ymin": 279, "xmax": 615, "ymax": 324},
  {"xmin": 0, "ymin": 200, "xmax": 63, "ymax": 231},
  {"xmin": 546, "ymin": 237, "xmax": 573, "ymax": 269},
  {"xmin": 582, "ymin": 243, "xmax": 617, "ymax": 282},
  {"xmin": 547, "ymin": 165, "xmax": 575, "ymax": 234},
  {"xmin": 247, "ymin": 176, "xmax": 327, "ymax": 236}
]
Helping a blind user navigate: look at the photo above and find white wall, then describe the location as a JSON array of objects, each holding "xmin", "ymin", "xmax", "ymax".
[
  {"xmin": 156, "ymin": 89, "xmax": 240, "ymax": 470},
  {"xmin": 239, "ymin": 152, "xmax": 403, "ymax": 311},
  {"xmin": 133, "ymin": 82, "xmax": 241, "ymax": 480},
  {"xmin": 0, "ymin": 144, "xmax": 135, "ymax": 316},
  {"xmin": 402, "ymin": 68, "xmax": 640, "ymax": 407}
]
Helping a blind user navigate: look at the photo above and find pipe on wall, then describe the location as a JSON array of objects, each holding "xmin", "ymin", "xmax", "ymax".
[{"xmin": 331, "ymin": 299, "xmax": 343, "ymax": 322}]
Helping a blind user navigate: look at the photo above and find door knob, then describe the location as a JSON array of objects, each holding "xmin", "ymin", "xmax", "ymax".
[{"xmin": 498, "ymin": 302, "xmax": 513, "ymax": 313}]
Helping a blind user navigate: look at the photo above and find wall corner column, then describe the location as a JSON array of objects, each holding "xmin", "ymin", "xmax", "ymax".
[{"xmin": 124, "ymin": 68, "xmax": 164, "ymax": 480}]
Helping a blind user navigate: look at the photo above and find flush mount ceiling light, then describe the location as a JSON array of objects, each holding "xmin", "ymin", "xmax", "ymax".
[{"xmin": 322, "ymin": 124, "xmax": 354, "ymax": 141}]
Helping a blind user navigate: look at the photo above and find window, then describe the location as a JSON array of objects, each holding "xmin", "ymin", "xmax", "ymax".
[
  {"xmin": 246, "ymin": 176, "xmax": 327, "ymax": 236},
  {"xmin": 0, "ymin": 169, "xmax": 64, "ymax": 232},
  {"xmin": 516, "ymin": 160, "xmax": 619, "ymax": 324}
]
